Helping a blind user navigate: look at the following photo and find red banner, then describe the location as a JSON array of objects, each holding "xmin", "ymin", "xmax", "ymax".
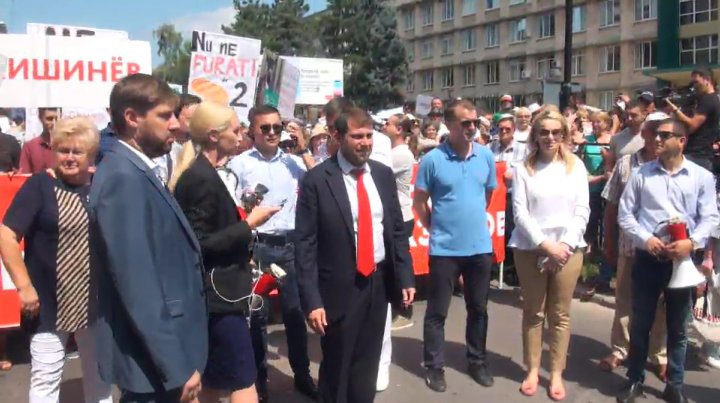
[
  {"xmin": 409, "ymin": 162, "xmax": 507, "ymax": 275},
  {"xmin": 0, "ymin": 174, "xmax": 29, "ymax": 329}
]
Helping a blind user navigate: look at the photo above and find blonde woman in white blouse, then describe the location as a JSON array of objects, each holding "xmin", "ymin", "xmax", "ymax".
[{"xmin": 508, "ymin": 110, "xmax": 590, "ymax": 401}]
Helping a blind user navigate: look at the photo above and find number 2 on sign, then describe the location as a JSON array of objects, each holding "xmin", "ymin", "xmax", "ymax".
[{"xmin": 230, "ymin": 82, "xmax": 248, "ymax": 108}]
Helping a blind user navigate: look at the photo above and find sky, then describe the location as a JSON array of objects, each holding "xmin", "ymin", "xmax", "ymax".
[{"xmin": 0, "ymin": 0, "xmax": 328, "ymax": 65}]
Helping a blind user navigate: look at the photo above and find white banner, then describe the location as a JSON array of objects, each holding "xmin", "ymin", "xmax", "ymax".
[
  {"xmin": 188, "ymin": 31, "xmax": 261, "ymax": 122},
  {"xmin": 26, "ymin": 23, "xmax": 129, "ymax": 40},
  {"xmin": 282, "ymin": 57, "xmax": 344, "ymax": 105},
  {"xmin": 415, "ymin": 94, "xmax": 433, "ymax": 116},
  {"xmin": 277, "ymin": 61, "xmax": 300, "ymax": 120},
  {"xmin": 0, "ymin": 34, "xmax": 151, "ymax": 108}
]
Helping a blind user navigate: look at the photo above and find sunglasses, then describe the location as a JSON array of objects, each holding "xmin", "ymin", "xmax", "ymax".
[
  {"xmin": 656, "ymin": 130, "xmax": 684, "ymax": 141},
  {"xmin": 538, "ymin": 129, "xmax": 564, "ymax": 138},
  {"xmin": 460, "ymin": 119, "xmax": 482, "ymax": 129},
  {"xmin": 498, "ymin": 127, "xmax": 513, "ymax": 133},
  {"xmin": 258, "ymin": 124, "xmax": 284, "ymax": 135}
]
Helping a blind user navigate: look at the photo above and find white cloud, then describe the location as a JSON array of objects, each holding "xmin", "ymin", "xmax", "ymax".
[{"xmin": 171, "ymin": 6, "xmax": 235, "ymax": 36}]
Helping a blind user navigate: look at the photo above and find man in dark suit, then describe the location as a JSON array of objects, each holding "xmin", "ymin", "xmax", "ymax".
[
  {"xmin": 89, "ymin": 74, "xmax": 207, "ymax": 403},
  {"xmin": 295, "ymin": 107, "xmax": 416, "ymax": 403}
]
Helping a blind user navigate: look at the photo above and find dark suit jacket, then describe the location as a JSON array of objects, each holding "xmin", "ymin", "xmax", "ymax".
[
  {"xmin": 89, "ymin": 143, "xmax": 208, "ymax": 393},
  {"xmin": 174, "ymin": 153, "xmax": 253, "ymax": 315},
  {"xmin": 295, "ymin": 155, "xmax": 414, "ymax": 321}
]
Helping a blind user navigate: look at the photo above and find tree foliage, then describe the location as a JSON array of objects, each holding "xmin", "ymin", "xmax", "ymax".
[{"xmin": 152, "ymin": 24, "xmax": 191, "ymax": 85}]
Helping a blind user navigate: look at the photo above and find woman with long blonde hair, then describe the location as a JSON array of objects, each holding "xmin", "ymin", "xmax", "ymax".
[
  {"xmin": 173, "ymin": 102, "xmax": 279, "ymax": 403},
  {"xmin": 508, "ymin": 110, "xmax": 590, "ymax": 401}
]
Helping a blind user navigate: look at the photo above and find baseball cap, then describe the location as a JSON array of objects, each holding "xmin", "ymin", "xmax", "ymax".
[
  {"xmin": 637, "ymin": 91, "xmax": 654, "ymax": 103},
  {"xmin": 500, "ymin": 94, "xmax": 513, "ymax": 103}
]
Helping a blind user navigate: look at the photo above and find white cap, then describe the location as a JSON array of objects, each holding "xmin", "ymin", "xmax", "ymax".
[
  {"xmin": 280, "ymin": 131, "xmax": 293, "ymax": 142},
  {"xmin": 528, "ymin": 103, "xmax": 541, "ymax": 114},
  {"xmin": 645, "ymin": 111, "xmax": 670, "ymax": 122}
]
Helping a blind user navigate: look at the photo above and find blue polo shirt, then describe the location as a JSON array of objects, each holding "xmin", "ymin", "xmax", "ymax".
[{"xmin": 416, "ymin": 142, "xmax": 496, "ymax": 256}]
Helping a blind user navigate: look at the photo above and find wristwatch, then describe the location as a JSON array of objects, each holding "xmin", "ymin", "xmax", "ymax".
[{"xmin": 296, "ymin": 148, "xmax": 311, "ymax": 156}]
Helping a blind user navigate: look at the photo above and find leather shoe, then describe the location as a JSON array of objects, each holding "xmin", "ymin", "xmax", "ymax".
[
  {"xmin": 425, "ymin": 368, "xmax": 447, "ymax": 392},
  {"xmin": 662, "ymin": 385, "xmax": 689, "ymax": 403},
  {"xmin": 468, "ymin": 363, "xmax": 494, "ymax": 387},
  {"xmin": 294, "ymin": 374, "xmax": 319, "ymax": 401},
  {"xmin": 616, "ymin": 382, "xmax": 645, "ymax": 403},
  {"xmin": 656, "ymin": 364, "xmax": 668, "ymax": 383}
]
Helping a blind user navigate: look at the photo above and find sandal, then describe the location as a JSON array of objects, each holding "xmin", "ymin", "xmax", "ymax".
[
  {"xmin": 548, "ymin": 380, "xmax": 566, "ymax": 401},
  {"xmin": 0, "ymin": 360, "xmax": 12, "ymax": 371},
  {"xmin": 599, "ymin": 355, "xmax": 623, "ymax": 372}
]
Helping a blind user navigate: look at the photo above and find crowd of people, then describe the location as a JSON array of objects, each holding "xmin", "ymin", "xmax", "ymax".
[{"xmin": 0, "ymin": 66, "xmax": 718, "ymax": 403}]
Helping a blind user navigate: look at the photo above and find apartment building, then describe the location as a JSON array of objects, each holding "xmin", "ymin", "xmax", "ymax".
[{"xmin": 394, "ymin": 0, "xmax": 717, "ymax": 112}]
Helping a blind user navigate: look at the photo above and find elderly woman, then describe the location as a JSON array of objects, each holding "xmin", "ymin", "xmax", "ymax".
[
  {"xmin": 172, "ymin": 102, "xmax": 278, "ymax": 403},
  {"xmin": 308, "ymin": 123, "xmax": 330, "ymax": 163},
  {"xmin": 508, "ymin": 111, "xmax": 590, "ymax": 401},
  {"xmin": 0, "ymin": 117, "xmax": 112, "ymax": 403}
]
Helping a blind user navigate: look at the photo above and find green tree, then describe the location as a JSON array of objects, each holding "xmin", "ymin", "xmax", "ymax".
[
  {"xmin": 152, "ymin": 23, "xmax": 192, "ymax": 85},
  {"xmin": 321, "ymin": 0, "xmax": 408, "ymax": 110}
]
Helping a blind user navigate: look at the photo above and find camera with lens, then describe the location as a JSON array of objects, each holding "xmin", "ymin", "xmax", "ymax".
[
  {"xmin": 279, "ymin": 131, "xmax": 298, "ymax": 151},
  {"xmin": 655, "ymin": 85, "xmax": 697, "ymax": 113}
]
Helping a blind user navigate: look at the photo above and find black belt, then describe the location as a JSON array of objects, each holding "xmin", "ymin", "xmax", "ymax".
[{"xmin": 256, "ymin": 232, "xmax": 294, "ymax": 247}]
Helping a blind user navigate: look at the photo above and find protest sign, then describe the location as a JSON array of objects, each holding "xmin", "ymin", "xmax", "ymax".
[
  {"xmin": 415, "ymin": 94, "xmax": 433, "ymax": 116},
  {"xmin": 277, "ymin": 60, "xmax": 301, "ymax": 119},
  {"xmin": 26, "ymin": 22, "xmax": 129, "ymax": 40},
  {"xmin": 188, "ymin": 31, "xmax": 261, "ymax": 122},
  {"xmin": 0, "ymin": 34, "xmax": 151, "ymax": 108},
  {"xmin": 0, "ymin": 175, "xmax": 28, "ymax": 329},
  {"xmin": 281, "ymin": 57, "xmax": 344, "ymax": 105}
]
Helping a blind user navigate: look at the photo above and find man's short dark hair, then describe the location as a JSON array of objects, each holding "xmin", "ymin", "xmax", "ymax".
[
  {"xmin": 657, "ymin": 118, "xmax": 689, "ymax": 138},
  {"xmin": 248, "ymin": 105, "xmax": 280, "ymax": 127},
  {"xmin": 624, "ymin": 100, "xmax": 644, "ymax": 112},
  {"xmin": 109, "ymin": 74, "xmax": 177, "ymax": 136},
  {"xmin": 324, "ymin": 97, "xmax": 353, "ymax": 121},
  {"xmin": 334, "ymin": 107, "xmax": 372, "ymax": 135},
  {"xmin": 38, "ymin": 107, "xmax": 61, "ymax": 117},
  {"xmin": 174, "ymin": 94, "xmax": 201, "ymax": 117},
  {"xmin": 444, "ymin": 99, "xmax": 476, "ymax": 123},
  {"xmin": 692, "ymin": 66, "xmax": 715, "ymax": 85}
]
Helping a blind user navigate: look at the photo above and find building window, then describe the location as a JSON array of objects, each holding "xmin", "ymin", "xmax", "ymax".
[
  {"xmin": 461, "ymin": 28, "xmax": 477, "ymax": 51},
  {"xmin": 680, "ymin": 34, "xmax": 719, "ymax": 65},
  {"xmin": 600, "ymin": 91, "xmax": 615, "ymax": 111},
  {"xmin": 510, "ymin": 0, "xmax": 526, "ymax": 5},
  {"xmin": 634, "ymin": 41, "xmax": 657, "ymax": 69},
  {"xmin": 635, "ymin": 0, "xmax": 657, "ymax": 21},
  {"xmin": 571, "ymin": 51, "xmax": 585, "ymax": 76},
  {"xmin": 402, "ymin": 9, "xmax": 415, "ymax": 30},
  {"xmin": 441, "ymin": 67, "xmax": 454, "ymax": 88},
  {"xmin": 440, "ymin": 34, "xmax": 454, "ymax": 55},
  {"xmin": 573, "ymin": 5, "xmax": 587, "ymax": 32},
  {"xmin": 538, "ymin": 13, "xmax": 555, "ymax": 39},
  {"xmin": 463, "ymin": 64, "xmax": 476, "ymax": 86},
  {"xmin": 486, "ymin": 0, "xmax": 499, "ymax": 10},
  {"xmin": 421, "ymin": 40, "xmax": 433, "ymax": 59},
  {"xmin": 600, "ymin": 0, "xmax": 621, "ymax": 27},
  {"xmin": 509, "ymin": 18, "xmax": 527, "ymax": 43},
  {"xmin": 422, "ymin": 3, "xmax": 434, "ymax": 26},
  {"xmin": 422, "ymin": 70, "xmax": 434, "ymax": 90},
  {"xmin": 486, "ymin": 61, "xmax": 499, "ymax": 84},
  {"xmin": 407, "ymin": 43, "xmax": 415, "ymax": 62},
  {"xmin": 508, "ymin": 59, "xmax": 527, "ymax": 82},
  {"xmin": 462, "ymin": 0, "xmax": 477, "ymax": 16},
  {"xmin": 441, "ymin": 0, "xmax": 454, "ymax": 21},
  {"xmin": 536, "ymin": 56, "xmax": 555, "ymax": 79},
  {"xmin": 679, "ymin": 0, "xmax": 718, "ymax": 25},
  {"xmin": 485, "ymin": 23, "xmax": 500, "ymax": 47},
  {"xmin": 406, "ymin": 75, "xmax": 415, "ymax": 93},
  {"xmin": 599, "ymin": 45, "xmax": 621, "ymax": 72}
]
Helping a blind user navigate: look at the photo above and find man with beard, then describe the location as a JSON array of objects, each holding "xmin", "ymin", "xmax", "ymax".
[
  {"xmin": 414, "ymin": 99, "xmax": 497, "ymax": 392},
  {"xmin": 89, "ymin": 74, "xmax": 207, "ymax": 403}
]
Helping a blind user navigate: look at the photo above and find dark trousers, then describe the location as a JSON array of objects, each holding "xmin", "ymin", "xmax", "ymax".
[
  {"xmin": 250, "ymin": 241, "xmax": 310, "ymax": 385},
  {"xmin": 318, "ymin": 268, "xmax": 387, "ymax": 403},
  {"xmin": 423, "ymin": 254, "xmax": 493, "ymax": 369},
  {"xmin": 627, "ymin": 250, "xmax": 693, "ymax": 387},
  {"xmin": 392, "ymin": 220, "xmax": 416, "ymax": 320},
  {"xmin": 119, "ymin": 389, "xmax": 181, "ymax": 403}
]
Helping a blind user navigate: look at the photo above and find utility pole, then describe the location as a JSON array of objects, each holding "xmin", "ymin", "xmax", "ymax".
[{"xmin": 560, "ymin": 0, "xmax": 573, "ymax": 111}]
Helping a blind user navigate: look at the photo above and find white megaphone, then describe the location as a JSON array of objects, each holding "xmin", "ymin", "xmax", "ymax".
[{"xmin": 667, "ymin": 255, "xmax": 705, "ymax": 289}]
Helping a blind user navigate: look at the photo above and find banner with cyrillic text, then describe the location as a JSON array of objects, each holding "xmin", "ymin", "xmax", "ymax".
[
  {"xmin": 188, "ymin": 30, "xmax": 261, "ymax": 123},
  {"xmin": 0, "ymin": 34, "xmax": 151, "ymax": 108}
]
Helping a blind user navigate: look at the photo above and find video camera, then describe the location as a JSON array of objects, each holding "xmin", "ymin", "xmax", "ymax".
[{"xmin": 656, "ymin": 85, "xmax": 697, "ymax": 113}]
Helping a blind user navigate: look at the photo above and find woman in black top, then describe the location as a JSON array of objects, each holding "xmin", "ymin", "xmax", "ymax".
[
  {"xmin": 173, "ymin": 102, "xmax": 278, "ymax": 403},
  {"xmin": 0, "ymin": 117, "xmax": 112, "ymax": 403}
]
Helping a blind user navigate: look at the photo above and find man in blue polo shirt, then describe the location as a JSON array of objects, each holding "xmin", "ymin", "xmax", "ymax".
[{"xmin": 414, "ymin": 98, "xmax": 497, "ymax": 393}]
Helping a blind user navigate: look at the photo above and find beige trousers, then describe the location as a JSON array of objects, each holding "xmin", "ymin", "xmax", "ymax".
[
  {"xmin": 514, "ymin": 249, "xmax": 583, "ymax": 372},
  {"xmin": 611, "ymin": 254, "xmax": 667, "ymax": 364}
]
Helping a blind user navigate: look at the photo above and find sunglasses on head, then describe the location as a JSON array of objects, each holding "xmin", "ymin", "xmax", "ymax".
[
  {"xmin": 460, "ymin": 119, "xmax": 482, "ymax": 129},
  {"xmin": 538, "ymin": 129, "xmax": 564, "ymax": 138},
  {"xmin": 656, "ymin": 130, "xmax": 684, "ymax": 141},
  {"xmin": 258, "ymin": 124, "xmax": 284, "ymax": 135}
]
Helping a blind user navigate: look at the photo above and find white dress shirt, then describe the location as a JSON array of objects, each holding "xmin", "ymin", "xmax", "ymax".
[
  {"xmin": 338, "ymin": 151, "xmax": 386, "ymax": 265},
  {"xmin": 508, "ymin": 156, "xmax": 590, "ymax": 250},
  {"xmin": 117, "ymin": 140, "xmax": 164, "ymax": 184},
  {"xmin": 370, "ymin": 130, "xmax": 393, "ymax": 168}
]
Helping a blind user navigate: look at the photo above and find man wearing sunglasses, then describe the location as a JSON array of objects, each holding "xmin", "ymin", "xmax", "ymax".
[
  {"xmin": 227, "ymin": 105, "xmax": 317, "ymax": 402},
  {"xmin": 414, "ymin": 99, "xmax": 497, "ymax": 393},
  {"xmin": 617, "ymin": 119, "xmax": 719, "ymax": 403}
]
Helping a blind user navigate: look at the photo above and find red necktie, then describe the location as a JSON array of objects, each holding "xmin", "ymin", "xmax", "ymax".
[{"xmin": 353, "ymin": 169, "xmax": 375, "ymax": 277}]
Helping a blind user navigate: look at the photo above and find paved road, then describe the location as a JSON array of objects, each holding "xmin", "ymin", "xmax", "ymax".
[{"xmin": 1, "ymin": 287, "xmax": 718, "ymax": 402}]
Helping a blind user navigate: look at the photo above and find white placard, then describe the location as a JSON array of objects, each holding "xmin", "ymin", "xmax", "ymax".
[
  {"xmin": 188, "ymin": 31, "xmax": 261, "ymax": 122},
  {"xmin": 277, "ymin": 61, "xmax": 301, "ymax": 119},
  {"xmin": 415, "ymin": 94, "xmax": 433, "ymax": 116},
  {"xmin": 282, "ymin": 57, "xmax": 344, "ymax": 105},
  {"xmin": 26, "ymin": 22, "xmax": 129, "ymax": 40},
  {"xmin": 0, "ymin": 34, "xmax": 151, "ymax": 108}
]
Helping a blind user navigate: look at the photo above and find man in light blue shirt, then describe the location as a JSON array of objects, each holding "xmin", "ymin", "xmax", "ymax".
[
  {"xmin": 227, "ymin": 105, "xmax": 317, "ymax": 401},
  {"xmin": 413, "ymin": 99, "xmax": 497, "ymax": 393},
  {"xmin": 617, "ymin": 119, "xmax": 719, "ymax": 403}
]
